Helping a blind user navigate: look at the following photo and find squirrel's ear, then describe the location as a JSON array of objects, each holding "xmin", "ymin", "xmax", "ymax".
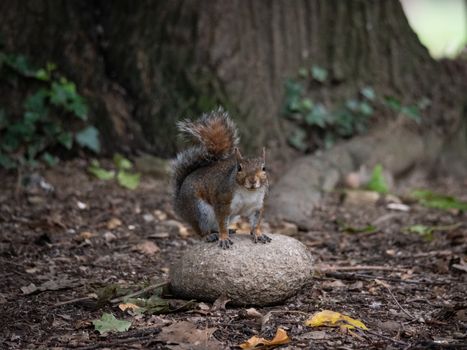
[
  {"xmin": 261, "ymin": 147, "xmax": 266, "ymax": 162},
  {"xmin": 234, "ymin": 147, "xmax": 243, "ymax": 161}
]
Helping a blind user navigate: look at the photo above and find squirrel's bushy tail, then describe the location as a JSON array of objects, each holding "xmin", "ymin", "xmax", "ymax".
[{"xmin": 172, "ymin": 108, "xmax": 239, "ymax": 195}]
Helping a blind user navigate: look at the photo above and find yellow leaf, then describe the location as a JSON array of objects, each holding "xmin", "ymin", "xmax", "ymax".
[
  {"xmin": 118, "ymin": 303, "xmax": 140, "ymax": 312},
  {"xmin": 239, "ymin": 328, "xmax": 290, "ymax": 349},
  {"xmin": 305, "ymin": 310, "xmax": 368, "ymax": 330}
]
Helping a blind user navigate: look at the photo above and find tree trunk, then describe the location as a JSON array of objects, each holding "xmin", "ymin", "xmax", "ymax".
[{"xmin": 0, "ymin": 0, "xmax": 465, "ymax": 157}]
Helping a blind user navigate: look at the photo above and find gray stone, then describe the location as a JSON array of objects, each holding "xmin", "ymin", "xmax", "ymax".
[{"xmin": 169, "ymin": 234, "xmax": 313, "ymax": 306}]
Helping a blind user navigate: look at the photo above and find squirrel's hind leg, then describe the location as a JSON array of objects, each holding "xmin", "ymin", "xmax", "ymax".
[{"xmin": 196, "ymin": 200, "xmax": 218, "ymax": 237}]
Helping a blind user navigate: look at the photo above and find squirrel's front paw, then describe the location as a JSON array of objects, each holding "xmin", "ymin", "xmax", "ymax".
[
  {"xmin": 218, "ymin": 238, "xmax": 233, "ymax": 249},
  {"xmin": 253, "ymin": 233, "xmax": 272, "ymax": 244}
]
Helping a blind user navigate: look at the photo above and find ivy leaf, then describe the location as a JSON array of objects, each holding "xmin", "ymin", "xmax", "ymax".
[
  {"xmin": 57, "ymin": 132, "xmax": 73, "ymax": 150},
  {"xmin": 366, "ymin": 164, "xmax": 389, "ymax": 194},
  {"xmin": 117, "ymin": 170, "xmax": 140, "ymax": 190},
  {"xmin": 92, "ymin": 313, "xmax": 131, "ymax": 335},
  {"xmin": 311, "ymin": 65, "xmax": 328, "ymax": 82},
  {"xmin": 113, "ymin": 153, "xmax": 133, "ymax": 170},
  {"xmin": 88, "ymin": 160, "xmax": 115, "ymax": 180},
  {"xmin": 75, "ymin": 126, "xmax": 101, "ymax": 153},
  {"xmin": 360, "ymin": 87, "xmax": 376, "ymax": 100},
  {"xmin": 41, "ymin": 152, "xmax": 59, "ymax": 167},
  {"xmin": 411, "ymin": 190, "xmax": 467, "ymax": 211}
]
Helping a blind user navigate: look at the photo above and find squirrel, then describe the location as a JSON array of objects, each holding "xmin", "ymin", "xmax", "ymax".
[{"xmin": 172, "ymin": 108, "xmax": 271, "ymax": 249}]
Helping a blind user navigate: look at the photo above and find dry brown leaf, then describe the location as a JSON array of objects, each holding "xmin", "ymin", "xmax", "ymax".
[
  {"xmin": 107, "ymin": 217, "xmax": 122, "ymax": 230},
  {"xmin": 245, "ymin": 308, "xmax": 263, "ymax": 318},
  {"xmin": 158, "ymin": 321, "xmax": 220, "ymax": 349},
  {"xmin": 118, "ymin": 303, "xmax": 140, "ymax": 312},
  {"xmin": 212, "ymin": 295, "xmax": 231, "ymax": 311},
  {"xmin": 134, "ymin": 240, "xmax": 160, "ymax": 255},
  {"xmin": 239, "ymin": 328, "xmax": 290, "ymax": 349},
  {"xmin": 153, "ymin": 209, "xmax": 168, "ymax": 221},
  {"xmin": 76, "ymin": 231, "xmax": 96, "ymax": 242}
]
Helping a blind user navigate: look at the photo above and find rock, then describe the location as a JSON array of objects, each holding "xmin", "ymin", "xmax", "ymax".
[
  {"xmin": 170, "ymin": 234, "xmax": 313, "ymax": 306},
  {"xmin": 134, "ymin": 154, "xmax": 171, "ymax": 179}
]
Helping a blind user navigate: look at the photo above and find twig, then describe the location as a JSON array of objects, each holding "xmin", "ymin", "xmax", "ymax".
[
  {"xmin": 356, "ymin": 327, "xmax": 408, "ymax": 346},
  {"xmin": 69, "ymin": 335, "xmax": 155, "ymax": 349},
  {"xmin": 388, "ymin": 289, "xmax": 414, "ymax": 319},
  {"xmin": 318, "ymin": 265, "xmax": 408, "ymax": 272},
  {"xmin": 110, "ymin": 281, "xmax": 168, "ymax": 304},
  {"xmin": 322, "ymin": 271, "xmax": 449, "ymax": 285},
  {"xmin": 54, "ymin": 296, "xmax": 95, "ymax": 307}
]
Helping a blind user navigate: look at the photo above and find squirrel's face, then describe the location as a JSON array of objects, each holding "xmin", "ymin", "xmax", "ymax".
[{"xmin": 234, "ymin": 148, "xmax": 268, "ymax": 190}]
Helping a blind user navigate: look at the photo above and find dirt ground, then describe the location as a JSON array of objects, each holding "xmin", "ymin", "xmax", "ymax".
[{"xmin": 0, "ymin": 160, "xmax": 466, "ymax": 349}]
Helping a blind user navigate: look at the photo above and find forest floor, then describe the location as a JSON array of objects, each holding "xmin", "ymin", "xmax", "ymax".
[{"xmin": 0, "ymin": 159, "xmax": 466, "ymax": 350}]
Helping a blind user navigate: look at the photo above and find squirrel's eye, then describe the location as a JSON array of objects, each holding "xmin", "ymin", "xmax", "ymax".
[
  {"xmin": 262, "ymin": 166, "xmax": 266, "ymax": 171},
  {"xmin": 237, "ymin": 164, "xmax": 242, "ymax": 172}
]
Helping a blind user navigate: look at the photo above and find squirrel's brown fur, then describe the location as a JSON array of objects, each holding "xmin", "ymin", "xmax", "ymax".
[{"xmin": 172, "ymin": 108, "xmax": 271, "ymax": 249}]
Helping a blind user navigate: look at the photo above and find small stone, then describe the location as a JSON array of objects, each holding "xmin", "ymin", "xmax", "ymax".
[
  {"xmin": 143, "ymin": 213, "xmax": 155, "ymax": 222},
  {"xmin": 104, "ymin": 231, "xmax": 117, "ymax": 242},
  {"xmin": 170, "ymin": 234, "xmax": 313, "ymax": 306}
]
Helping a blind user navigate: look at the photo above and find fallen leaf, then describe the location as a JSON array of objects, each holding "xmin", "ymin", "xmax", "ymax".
[
  {"xmin": 387, "ymin": 203, "xmax": 410, "ymax": 211},
  {"xmin": 164, "ymin": 220, "xmax": 190, "ymax": 238},
  {"xmin": 239, "ymin": 328, "xmax": 290, "ymax": 349},
  {"xmin": 134, "ymin": 240, "xmax": 160, "ymax": 255},
  {"xmin": 79, "ymin": 231, "xmax": 96, "ymax": 240},
  {"xmin": 212, "ymin": 295, "xmax": 231, "ymax": 311},
  {"xmin": 158, "ymin": 321, "xmax": 220, "ymax": 349},
  {"xmin": 305, "ymin": 310, "xmax": 368, "ymax": 330},
  {"xmin": 20, "ymin": 283, "xmax": 38, "ymax": 295},
  {"xmin": 92, "ymin": 313, "xmax": 131, "ymax": 334},
  {"xmin": 104, "ymin": 231, "xmax": 117, "ymax": 242},
  {"xmin": 245, "ymin": 308, "xmax": 263, "ymax": 318},
  {"xmin": 411, "ymin": 189, "xmax": 467, "ymax": 211},
  {"xmin": 20, "ymin": 279, "xmax": 79, "ymax": 295},
  {"xmin": 344, "ymin": 190, "xmax": 380, "ymax": 206},
  {"xmin": 107, "ymin": 217, "xmax": 122, "ymax": 230},
  {"xmin": 153, "ymin": 209, "xmax": 168, "ymax": 221},
  {"xmin": 118, "ymin": 303, "xmax": 140, "ymax": 312}
]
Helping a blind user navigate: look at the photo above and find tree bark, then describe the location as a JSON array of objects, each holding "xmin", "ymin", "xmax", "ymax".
[{"xmin": 0, "ymin": 0, "xmax": 465, "ymax": 157}]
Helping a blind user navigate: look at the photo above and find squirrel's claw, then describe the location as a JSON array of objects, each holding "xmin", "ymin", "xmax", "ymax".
[
  {"xmin": 206, "ymin": 229, "xmax": 236, "ymax": 243},
  {"xmin": 206, "ymin": 233, "xmax": 219, "ymax": 242},
  {"xmin": 253, "ymin": 233, "xmax": 272, "ymax": 244},
  {"xmin": 218, "ymin": 238, "xmax": 233, "ymax": 249}
]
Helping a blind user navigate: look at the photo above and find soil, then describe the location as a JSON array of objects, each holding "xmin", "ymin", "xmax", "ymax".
[{"xmin": 0, "ymin": 160, "xmax": 466, "ymax": 349}]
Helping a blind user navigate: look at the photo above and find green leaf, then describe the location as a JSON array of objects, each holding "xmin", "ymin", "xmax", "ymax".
[
  {"xmin": 411, "ymin": 190, "xmax": 467, "ymax": 211},
  {"xmin": 298, "ymin": 67, "xmax": 308, "ymax": 78},
  {"xmin": 35, "ymin": 68, "xmax": 50, "ymax": 81},
  {"xmin": 88, "ymin": 160, "xmax": 115, "ymax": 180},
  {"xmin": 117, "ymin": 170, "xmax": 141, "ymax": 190},
  {"xmin": 125, "ymin": 295, "xmax": 171, "ymax": 315},
  {"xmin": 384, "ymin": 96, "xmax": 401, "ymax": 111},
  {"xmin": 24, "ymin": 89, "xmax": 49, "ymax": 115},
  {"xmin": 92, "ymin": 313, "xmax": 131, "ymax": 335},
  {"xmin": 404, "ymin": 224, "xmax": 434, "ymax": 241},
  {"xmin": 113, "ymin": 153, "xmax": 133, "ymax": 170},
  {"xmin": 311, "ymin": 65, "xmax": 328, "ymax": 82},
  {"xmin": 304, "ymin": 104, "xmax": 327, "ymax": 127},
  {"xmin": 359, "ymin": 102, "xmax": 374, "ymax": 116},
  {"xmin": 401, "ymin": 106, "xmax": 421, "ymax": 123},
  {"xmin": 366, "ymin": 164, "xmax": 389, "ymax": 194},
  {"xmin": 341, "ymin": 224, "xmax": 378, "ymax": 234},
  {"xmin": 360, "ymin": 87, "xmax": 376, "ymax": 100},
  {"xmin": 300, "ymin": 98, "xmax": 314, "ymax": 112},
  {"xmin": 75, "ymin": 126, "xmax": 100, "ymax": 153},
  {"xmin": 41, "ymin": 152, "xmax": 59, "ymax": 167},
  {"xmin": 57, "ymin": 132, "xmax": 73, "ymax": 149},
  {"xmin": 288, "ymin": 128, "xmax": 308, "ymax": 152}
]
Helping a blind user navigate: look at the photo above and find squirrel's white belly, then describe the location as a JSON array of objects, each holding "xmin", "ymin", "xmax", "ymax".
[{"xmin": 230, "ymin": 186, "xmax": 265, "ymax": 218}]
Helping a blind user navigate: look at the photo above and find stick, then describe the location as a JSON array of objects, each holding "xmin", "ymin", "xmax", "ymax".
[
  {"xmin": 110, "ymin": 281, "xmax": 168, "ymax": 304},
  {"xmin": 318, "ymin": 265, "xmax": 408, "ymax": 272}
]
